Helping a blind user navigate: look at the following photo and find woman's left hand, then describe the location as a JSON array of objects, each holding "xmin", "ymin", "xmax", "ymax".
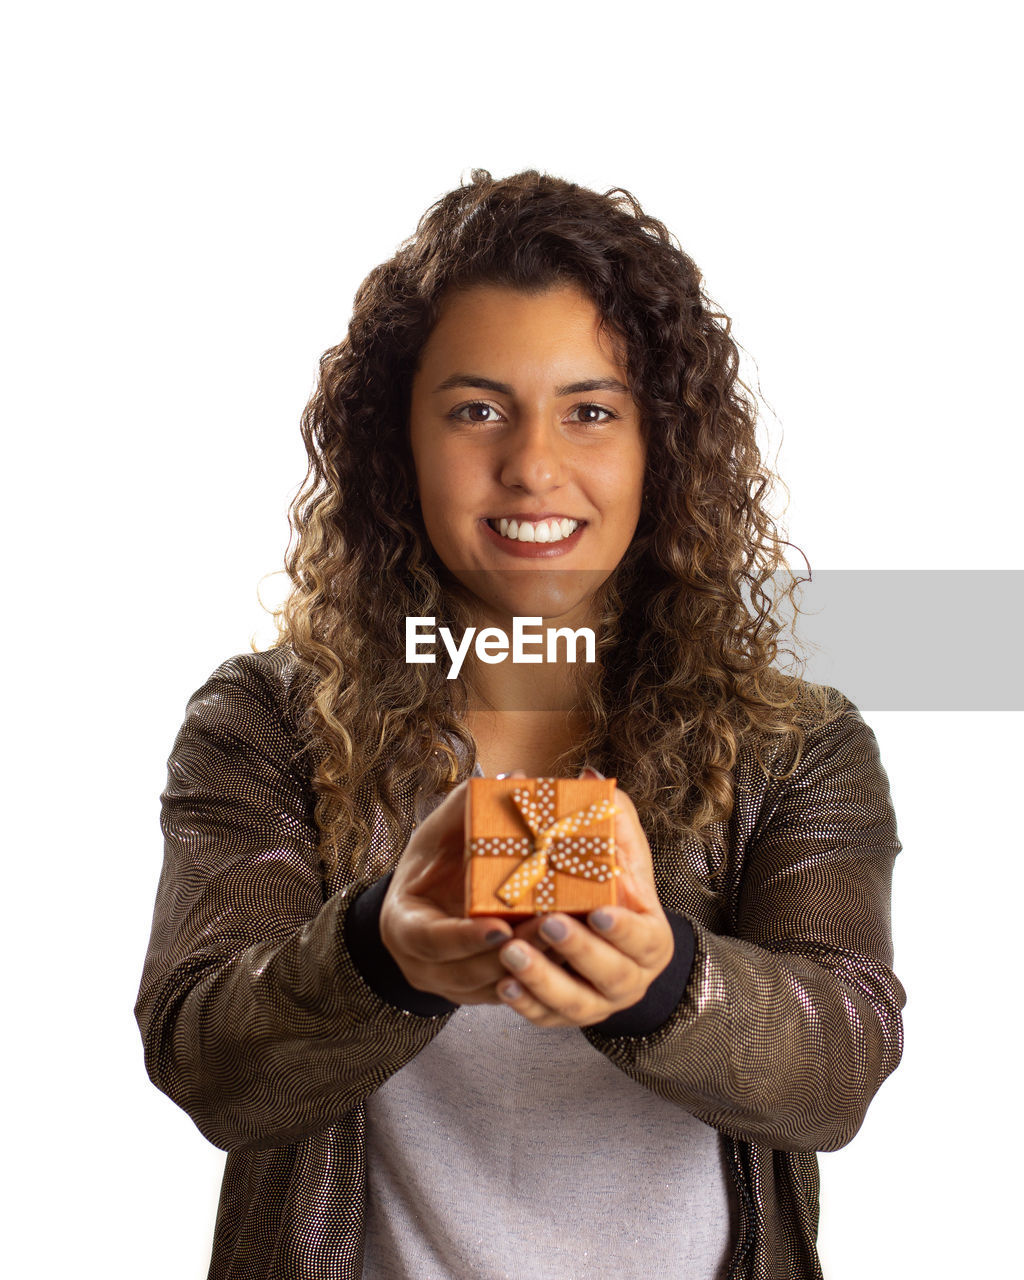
[{"xmin": 494, "ymin": 777, "xmax": 675, "ymax": 1027}]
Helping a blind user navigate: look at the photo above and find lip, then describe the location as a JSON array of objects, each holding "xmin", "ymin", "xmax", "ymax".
[
  {"xmin": 486, "ymin": 511, "xmax": 583, "ymax": 522},
  {"xmin": 479, "ymin": 517, "xmax": 586, "ymax": 559}
]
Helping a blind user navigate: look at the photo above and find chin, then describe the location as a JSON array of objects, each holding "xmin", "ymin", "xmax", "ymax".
[{"xmin": 457, "ymin": 568, "xmax": 609, "ymax": 626}]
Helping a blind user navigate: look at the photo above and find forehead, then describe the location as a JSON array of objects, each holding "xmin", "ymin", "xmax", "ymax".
[{"xmin": 417, "ymin": 282, "xmax": 627, "ymax": 378}]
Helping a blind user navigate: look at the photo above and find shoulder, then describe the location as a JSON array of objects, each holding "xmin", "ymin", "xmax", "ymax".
[
  {"xmin": 188, "ymin": 646, "xmax": 310, "ymax": 717},
  {"xmin": 193, "ymin": 645, "xmax": 308, "ymax": 701},
  {"xmin": 787, "ymin": 680, "xmax": 886, "ymax": 780},
  {"xmin": 734, "ymin": 677, "xmax": 899, "ymax": 846},
  {"xmin": 737, "ymin": 675, "xmax": 872, "ymax": 774},
  {"xmin": 174, "ymin": 646, "xmax": 316, "ymax": 780}
]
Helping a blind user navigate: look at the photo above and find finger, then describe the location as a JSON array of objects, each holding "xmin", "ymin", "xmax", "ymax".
[
  {"xmin": 510, "ymin": 916, "xmax": 557, "ymax": 953},
  {"xmin": 428, "ymin": 948, "xmax": 523, "ymax": 1000},
  {"xmin": 402, "ymin": 956, "xmax": 516, "ymax": 1006},
  {"xmin": 409, "ymin": 778, "xmax": 472, "ymax": 853},
  {"xmin": 608, "ymin": 794, "xmax": 662, "ymax": 913},
  {"xmin": 399, "ymin": 902, "xmax": 513, "ymax": 963},
  {"xmin": 392, "ymin": 932, "xmax": 521, "ymax": 1004},
  {"xmin": 497, "ymin": 939, "xmax": 607, "ymax": 1025},
  {"xmin": 495, "ymin": 975, "xmax": 569, "ymax": 1026},
  {"xmin": 532, "ymin": 915, "xmax": 643, "ymax": 1005},
  {"xmin": 460, "ymin": 980, "xmax": 511, "ymax": 1006},
  {"xmin": 584, "ymin": 906, "xmax": 673, "ymax": 971},
  {"xmin": 608, "ymin": 787, "xmax": 645, "ymax": 869}
]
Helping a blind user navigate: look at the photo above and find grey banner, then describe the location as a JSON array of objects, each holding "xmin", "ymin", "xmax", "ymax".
[
  {"xmin": 774, "ymin": 570, "xmax": 1023, "ymax": 711},
  {"xmin": 418, "ymin": 569, "xmax": 1023, "ymax": 710}
]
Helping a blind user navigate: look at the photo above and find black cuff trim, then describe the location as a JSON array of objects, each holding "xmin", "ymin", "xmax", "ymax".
[
  {"xmin": 343, "ymin": 872, "xmax": 459, "ymax": 1018},
  {"xmin": 586, "ymin": 913, "xmax": 696, "ymax": 1038}
]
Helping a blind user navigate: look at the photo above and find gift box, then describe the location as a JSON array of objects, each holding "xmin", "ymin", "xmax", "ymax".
[{"xmin": 464, "ymin": 776, "xmax": 618, "ymax": 917}]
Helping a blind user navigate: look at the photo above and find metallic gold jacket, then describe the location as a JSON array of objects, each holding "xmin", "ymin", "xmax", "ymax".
[{"xmin": 135, "ymin": 648, "xmax": 905, "ymax": 1280}]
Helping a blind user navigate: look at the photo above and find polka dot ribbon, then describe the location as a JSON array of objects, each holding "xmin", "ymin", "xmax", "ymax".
[{"xmin": 488, "ymin": 779, "xmax": 617, "ymax": 911}]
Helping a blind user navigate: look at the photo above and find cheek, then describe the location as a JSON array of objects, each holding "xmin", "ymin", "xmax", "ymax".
[
  {"xmin": 410, "ymin": 431, "xmax": 446, "ymax": 505},
  {"xmin": 628, "ymin": 445, "xmax": 648, "ymax": 517},
  {"xmin": 415, "ymin": 449, "xmax": 475, "ymax": 551},
  {"xmin": 419, "ymin": 452, "xmax": 458, "ymax": 517},
  {"xmin": 407, "ymin": 429, "xmax": 427, "ymax": 496},
  {"xmin": 428, "ymin": 440, "xmax": 485, "ymax": 507},
  {"xmin": 597, "ymin": 448, "xmax": 646, "ymax": 523}
]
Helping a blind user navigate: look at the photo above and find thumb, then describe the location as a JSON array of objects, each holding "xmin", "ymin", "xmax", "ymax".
[
  {"xmin": 611, "ymin": 798, "xmax": 659, "ymax": 911},
  {"xmin": 412, "ymin": 778, "xmax": 470, "ymax": 853}
]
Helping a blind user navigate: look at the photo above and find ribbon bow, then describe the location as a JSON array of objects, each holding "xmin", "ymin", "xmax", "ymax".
[{"xmin": 495, "ymin": 779, "xmax": 616, "ymax": 910}]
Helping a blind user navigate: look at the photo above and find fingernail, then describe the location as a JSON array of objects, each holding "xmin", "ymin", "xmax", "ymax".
[
  {"xmin": 498, "ymin": 979, "xmax": 523, "ymax": 1000},
  {"xmin": 502, "ymin": 943, "xmax": 529, "ymax": 971},
  {"xmin": 485, "ymin": 930, "xmax": 509, "ymax": 947},
  {"xmin": 539, "ymin": 916, "xmax": 568, "ymax": 942},
  {"xmin": 580, "ymin": 766, "xmax": 606, "ymax": 779},
  {"xmin": 590, "ymin": 909, "xmax": 614, "ymax": 932}
]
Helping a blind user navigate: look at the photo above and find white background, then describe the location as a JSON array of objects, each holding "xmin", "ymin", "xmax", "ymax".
[{"xmin": 4, "ymin": 2, "xmax": 1021, "ymax": 1276}]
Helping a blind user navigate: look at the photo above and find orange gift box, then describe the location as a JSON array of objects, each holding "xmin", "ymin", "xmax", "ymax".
[{"xmin": 464, "ymin": 776, "xmax": 618, "ymax": 918}]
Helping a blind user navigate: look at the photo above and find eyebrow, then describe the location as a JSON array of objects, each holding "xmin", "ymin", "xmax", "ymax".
[{"xmin": 433, "ymin": 373, "xmax": 631, "ymax": 397}]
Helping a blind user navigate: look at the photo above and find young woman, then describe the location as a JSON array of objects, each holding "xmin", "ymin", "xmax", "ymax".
[{"xmin": 136, "ymin": 170, "xmax": 904, "ymax": 1279}]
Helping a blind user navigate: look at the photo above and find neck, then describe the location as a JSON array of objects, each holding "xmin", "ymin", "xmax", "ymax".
[
  {"xmin": 459, "ymin": 599, "xmax": 599, "ymax": 715},
  {"xmin": 464, "ymin": 649, "xmax": 583, "ymax": 716},
  {"xmin": 462, "ymin": 658, "xmax": 592, "ymax": 778},
  {"xmin": 455, "ymin": 604, "xmax": 600, "ymax": 776}
]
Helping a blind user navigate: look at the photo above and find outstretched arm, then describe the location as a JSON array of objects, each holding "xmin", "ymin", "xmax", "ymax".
[
  {"xmin": 493, "ymin": 702, "xmax": 905, "ymax": 1152},
  {"xmin": 135, "ymin": 653, "xmax": 464, "ymax": 1152}
]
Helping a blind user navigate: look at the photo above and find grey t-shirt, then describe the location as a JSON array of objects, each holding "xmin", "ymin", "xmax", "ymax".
[
  {"xmin": 362, "ymin": 1001, "xmax": 736, "ymax": 1279},
  {"xmin": 361, "ymin": 769, "xmax": 736, "ymax": 1279}
]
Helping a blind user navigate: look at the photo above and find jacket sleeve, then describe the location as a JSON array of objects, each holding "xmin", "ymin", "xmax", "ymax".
[
  {"xmin": 134, "ymin": 653, "xmax": 454, "ymax": 1153},
  {"xmin": 583, "ymin": 699, "xmax": 905, "ymax": 1153}
]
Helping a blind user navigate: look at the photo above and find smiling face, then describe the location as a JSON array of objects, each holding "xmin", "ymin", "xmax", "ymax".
[{"xmin": 408, "ymin": 282, "xmax": 646, "ymax": 629}]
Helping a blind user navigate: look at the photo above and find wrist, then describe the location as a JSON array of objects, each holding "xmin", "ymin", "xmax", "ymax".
[
  {"xmin": 344, "ymin": 873, "xmax": 458, "ymax": 1018},
  {"xmin": 586, "ymin": 913, "xmax": 695, "ymax": 1038}
]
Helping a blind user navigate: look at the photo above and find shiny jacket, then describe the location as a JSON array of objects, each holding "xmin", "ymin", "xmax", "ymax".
[{"xmin": 135, "ymin": 647, "xmax": 905, "ymax": 1279}]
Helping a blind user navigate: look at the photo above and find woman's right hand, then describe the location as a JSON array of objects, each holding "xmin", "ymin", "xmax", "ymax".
[{"xmin": 378, "ymin": 780, "xmax": 515, "ymax": 1005}]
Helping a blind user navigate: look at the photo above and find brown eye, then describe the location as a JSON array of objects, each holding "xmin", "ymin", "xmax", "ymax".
[
  {"xmin": 451, "ymin": 402, "xmax": 503, "ymax": 424},
  {"xmin": 570, "ymin": 403, "xmax": 616, "ymax": 425}
]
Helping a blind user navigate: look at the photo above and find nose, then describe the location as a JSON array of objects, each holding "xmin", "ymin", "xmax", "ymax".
[{"xmin": 498, "ymin": 414, "xmax": 566, "ymax": 493}]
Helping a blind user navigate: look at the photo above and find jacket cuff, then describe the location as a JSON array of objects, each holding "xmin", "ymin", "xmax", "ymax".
[
  {"xmin": 343, "ymin": 872, "xmax": 459, "ymax": 1018},
  {"xmin": 585, "ymin": 913, "xmax": 695, "ymax": 1038}
]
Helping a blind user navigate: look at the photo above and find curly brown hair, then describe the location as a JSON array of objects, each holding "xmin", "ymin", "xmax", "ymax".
[{"xmin": 266, "ymin": 168, "xmax": 834, "ymax": 878}]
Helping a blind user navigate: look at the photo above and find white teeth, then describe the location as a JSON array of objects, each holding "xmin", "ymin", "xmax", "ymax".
[{"xmin": 490, "ymin": 517, "xmax": 580, "ymax": 544}]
